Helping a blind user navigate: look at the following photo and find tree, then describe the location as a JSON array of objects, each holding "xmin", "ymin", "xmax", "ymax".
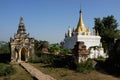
[
  {"xmin": 49, "ymin": 43, "xmax": 61, "ymax": 54},
  {"xmin": 94, "ymin": 15, "xmax": 120, "ymax": 53},
  {"xmin": 34, "ymin": 40, "xmax": 49, "ymax": 55},
  {"xmin": 60, "ymin": 48, "xmax": 72, "ymax": 55},
  {"xmin": 0, "ymin": 42, "xmax": 10, "ymax": 54}
]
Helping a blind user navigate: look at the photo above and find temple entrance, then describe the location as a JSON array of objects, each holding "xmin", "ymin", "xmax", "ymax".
[{"xmin": 21, "ymin": 48, "xmax": 26, "ymax": 61}]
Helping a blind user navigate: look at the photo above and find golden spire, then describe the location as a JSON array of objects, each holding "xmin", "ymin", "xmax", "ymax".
[{"xmin": 75, "ymin": 9, "xmax": 86, "ymax": 33}]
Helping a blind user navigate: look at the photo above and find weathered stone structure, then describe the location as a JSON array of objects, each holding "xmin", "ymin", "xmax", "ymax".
[
  {"xmin": 72, "ymin": 41, "xmax": 89, "ymax": 63},
  {"xmin": 40, "ymin": 42, "xmax": 49, "ymax": 54},
  {"xmin": 10, "ymin": 17, "xmax": 34, "ymax": 62}
]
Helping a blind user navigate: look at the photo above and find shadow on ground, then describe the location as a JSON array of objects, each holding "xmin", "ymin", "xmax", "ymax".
[
  {"xmin": 0, "ymin": 53, "xmax": 11, "ymax": 63},
  {"xmin": 95, "ymin": 59, "xmax": 120, "ymax": 78}
]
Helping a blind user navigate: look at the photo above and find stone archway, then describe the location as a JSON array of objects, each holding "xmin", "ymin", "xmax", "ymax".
[
  {"xmin": 21, "ymin": 48, "xmax": 26, "ymax": 61},
  {"xmin": 15, "ymin": 51, "xmax": 19, "ymax": 61}
]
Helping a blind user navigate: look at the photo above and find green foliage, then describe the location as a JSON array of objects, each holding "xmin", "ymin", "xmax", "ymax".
[
  {"xmin": 29, "ymin": 54, "xmax": 76, "ymax": 69},
  {"xmin": 39, "ymin": 54, "xmax": 54, "ymax": 64},
  {"xmin": 0, "ymin": 42, "xmax": 10, "ymax": 54},
  {"xmin": 0, "ymin": 63, "xmax": 16, "ymax": 76},
  {"xmin": 29, "ymin": 54, "xmax": 95, "ymax": 73},
  {"xmin": 28, "ymin": 55, "xmax": 41, "ymax": 63},
  {"xmin": 34, "ymin": 40, "xmax": 71, "ymax": 55},
  {"xmin": 34, "ymin": 40, "xmax": 49, "ymax": 54},
  {"xmin": 29, "ymin": 54, "xmax": 55, "ymax": 64},
  {"xmin": 94, "ymin": 15, "xmax": 120, "ymax": 52},
  {"xmin": 60, "ymin": 48, "xmax": 72, "ymax": 55},
  {"xmin": 49, "ymin": 43, "xmax": 61, "ymax": 54},
  {"xmin": 76, "ymin": 59, "xmax": 94, "ymax": 73},
  {"xmin": 51, "ymin": 57, "xmax": 63, "ymax": 67}
]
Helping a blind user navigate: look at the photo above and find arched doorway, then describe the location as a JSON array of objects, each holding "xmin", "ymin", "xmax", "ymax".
[{"xmin": 21, "ymin": 48, "xmax": 26, "ymax": 61}]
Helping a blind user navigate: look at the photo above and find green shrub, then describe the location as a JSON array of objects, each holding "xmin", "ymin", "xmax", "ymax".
[
  {"xmin": 28, "ymin": 56, "xmax": 41, "ymax": 63},
  {"xmin": 51, "ymin": 57, "xmax": 65, "ymax": 67},
  {"xmin": 39, "ymin": 54, "xmax": 54, "ymax": 64},
  {"xmin": 76, "ymin": 59, "xmax": 94, "ymax": 73},
  {"xmin": 29, "ymin": 54, "xmax": 76, "ymax": 69},
  {"xmin": 28, "ymin": 54, "xmax": 55, "ymax": 64},
  {"xmin": 60, "ymin": 49, "xmax": 72, "ymax": 55},
  {"xmin": 51, "ymin": 55, "xmax": 76, "ymax": 69},
  {"xmin": 0, "ymin": 63, "xmax": 16, "ymax": 76}
]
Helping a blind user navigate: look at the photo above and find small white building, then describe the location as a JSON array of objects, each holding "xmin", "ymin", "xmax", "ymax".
[
  {"xmin": 63, "ymin": 10, "xmax": 106, "ymax": 59},
  {"xmin": 88, "ymin": 47, "xmax": 107, "ymax": 59}
]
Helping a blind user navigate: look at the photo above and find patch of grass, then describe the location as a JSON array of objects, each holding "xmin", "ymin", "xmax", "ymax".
[
  {"xmin": 0, "ymin": 64, "xmax": 33, "ymax": 80},
  {"xmin": 76, "ymin": 59, "xmax": 95, "ymax": 73},
  {"xmin": 0, "ymin": 63, "xmax": 15, "ymax": 76},
  {"xmin": 31, "ymin": 63, "xmax": 120, "ymax": 80}
]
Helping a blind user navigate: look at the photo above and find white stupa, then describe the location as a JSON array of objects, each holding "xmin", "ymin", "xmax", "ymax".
[
  {"xmin": 63, "ymin": 10, "xmax": 107, "ymax": 59},
  {"xmin": 63, "ymin": 9, "xmax": 101, "ymax": 49}
]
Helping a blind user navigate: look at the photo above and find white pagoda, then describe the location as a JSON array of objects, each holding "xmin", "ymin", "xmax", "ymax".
[
  {"xmin": 63, "ymin": 10, "xmax": 101, "ymax": 49},
  {"xmin": 63, "ymin": 10, "xmax": 106, "ymax": 59}
]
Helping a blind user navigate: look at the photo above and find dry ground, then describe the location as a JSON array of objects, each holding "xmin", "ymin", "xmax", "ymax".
[
  {"xmin": 31, "ymin": 63, "xmax": 120, "ymax": 80},
  {"xmin": 0, "ymin": 63, "xmax": 120, "ymax": 80}
]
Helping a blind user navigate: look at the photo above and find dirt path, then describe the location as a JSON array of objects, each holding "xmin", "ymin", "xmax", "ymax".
[{"xmin": 20, "ymin": 62, "xmax": 56, "ymax": 80}]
